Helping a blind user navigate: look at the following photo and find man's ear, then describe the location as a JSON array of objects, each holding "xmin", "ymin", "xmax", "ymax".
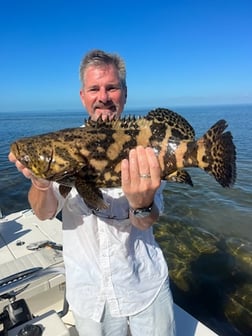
[
  {"xmin": 124, "ymin": 86, "xmax": 128, "ymax": 101},
  {"xmin": 80, "ymin": 89, "xmax": 86, "ymax": 107}
]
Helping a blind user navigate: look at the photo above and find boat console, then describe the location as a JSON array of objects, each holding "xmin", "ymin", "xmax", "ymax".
[{"xmin": 0, "ymin": 267, "xmax": 69, "ymax": 336}]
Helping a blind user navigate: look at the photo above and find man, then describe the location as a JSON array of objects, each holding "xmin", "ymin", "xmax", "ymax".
[{"xmin": 9, "ymin": 50, "xmax": 175, "ymax": 335}]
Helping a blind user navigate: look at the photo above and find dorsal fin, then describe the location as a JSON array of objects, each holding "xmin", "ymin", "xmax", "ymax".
[
  {"xmin": 146, "ymin": 108, "xmax": 195, "ymax": 140},
  {"xmin": 84, "ymin": 114, "xmax": 149, "ymax": 130}
]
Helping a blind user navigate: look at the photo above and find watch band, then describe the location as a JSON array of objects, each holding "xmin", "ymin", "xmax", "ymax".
[{"xmin": 129, "ymin": 202, "xmax": 154, "ymax": 218}]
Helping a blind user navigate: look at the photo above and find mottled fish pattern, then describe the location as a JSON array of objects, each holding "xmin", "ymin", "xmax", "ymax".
[{"xmin": 10, "ymin": 108, "xmax": 236, "ymax": 209}]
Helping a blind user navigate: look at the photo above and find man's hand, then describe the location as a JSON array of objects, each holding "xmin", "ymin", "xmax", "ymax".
[{"xmin": 121, "ymin": 146, "xmax": 161, "ymax": 210}]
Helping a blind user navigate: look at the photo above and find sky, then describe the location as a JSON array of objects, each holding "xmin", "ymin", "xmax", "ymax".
[{"xmin": 0, "ymin": 0, "xmax": 251, "ymax": 112}]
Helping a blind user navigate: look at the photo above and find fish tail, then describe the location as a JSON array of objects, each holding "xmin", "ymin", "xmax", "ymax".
[{"xmin": 197, "ymin": 120, "xmax": 236, "ymax": 187}]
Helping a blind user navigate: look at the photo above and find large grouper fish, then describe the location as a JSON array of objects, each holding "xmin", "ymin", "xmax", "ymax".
[{"xmin": 10, "ymin": 108, "xmax": 236, "ymax": 210}]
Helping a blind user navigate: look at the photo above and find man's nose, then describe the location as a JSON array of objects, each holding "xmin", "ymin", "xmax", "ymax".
[{"xmin": 98, "ymin": 88, "xmax": 109, "ymax": 102}]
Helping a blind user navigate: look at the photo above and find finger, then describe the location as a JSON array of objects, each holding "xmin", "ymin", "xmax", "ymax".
[
  {"xmin": 8, "ymin": 152, "xmax": 16, "ymax": 162},
  {"xmin": 128, "ymin": 148, "xmax": 141, "ymax": 184},
  {"xmin": 136, "ymin": 146, "xmax": 150, "ymax": 176},
  {"xmin": 8, "ymin": 152, "xmax": 24, "ymax": 170},
  {"xmin": 146, "ymin": 147, "xmax": 161, "ymax": 181},
  {"xmin": 22, "ymin": 168, "xmax": 33, "ymax": 179},
  {"xmin": 16, "ymin": 162, "xmax": 33, "ymax": 178},
  {"xmin": 16, "ymin": 160, "xmax": 25, "ymax": 170},
  {"xmin": 121, "ymin": 158, "xmax": 130, "ymax": 187}
]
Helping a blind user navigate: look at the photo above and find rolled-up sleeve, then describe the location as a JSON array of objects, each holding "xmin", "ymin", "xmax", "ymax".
[{"xmin": 154, "ymin": 181, "xmax": 166, "ymax": 215}]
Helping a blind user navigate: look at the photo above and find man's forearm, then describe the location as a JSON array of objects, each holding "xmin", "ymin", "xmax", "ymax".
[{"xmin": 28, "ymin": 183, "xmax": 58, "ymax": 220}]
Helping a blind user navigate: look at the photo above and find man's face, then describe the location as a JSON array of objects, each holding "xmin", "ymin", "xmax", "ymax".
[{"xmin": 80, "ymin": 64, "xmax": 127, "ymax": 121}]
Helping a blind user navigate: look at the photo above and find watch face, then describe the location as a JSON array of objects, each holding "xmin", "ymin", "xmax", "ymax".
[
  {"xmin": 130, "ymin": 205, "xmax": 152, "ymax": 218},
  {"xmin": 129, "ymin": 202, "xmax": 153, "ymax": 218},
  {"xmin": 133, "ymin": 210, "xmax": 152, "ymax": 218}
]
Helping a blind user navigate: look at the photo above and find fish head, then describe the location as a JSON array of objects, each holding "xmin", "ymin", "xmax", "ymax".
[{"xmin": 10, "ymin": 139, "xmax": 54, "ymax": 178}]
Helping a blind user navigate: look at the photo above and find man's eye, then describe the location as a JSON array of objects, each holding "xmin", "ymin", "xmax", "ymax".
[{"xmin": 108, "ymin": 86, "xmax": 120, "ymax": 92}]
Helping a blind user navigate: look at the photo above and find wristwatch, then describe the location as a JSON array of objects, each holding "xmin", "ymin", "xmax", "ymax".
[{"xmin": 129, "ymin": 202, "xmax": 153, "ymax": 218}]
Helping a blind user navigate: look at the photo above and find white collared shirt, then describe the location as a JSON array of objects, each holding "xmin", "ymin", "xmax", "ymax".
[{"xmin": 53, "ymin": 183, "xmax": 168, "ymax": 322}]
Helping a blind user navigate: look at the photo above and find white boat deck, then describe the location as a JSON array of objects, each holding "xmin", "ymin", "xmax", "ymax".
[{"xmin": 0, "ymin": 209, "xmax": 218, "ymax": 335}]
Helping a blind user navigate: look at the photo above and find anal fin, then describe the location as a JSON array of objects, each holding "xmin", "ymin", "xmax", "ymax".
[
  {"xmin": 59, "ymin": 185, "xmax": 72, "ymax": 198},
  {"xmin": 166, "ymin": 170, "xmax": 193, "ymax": 186}
]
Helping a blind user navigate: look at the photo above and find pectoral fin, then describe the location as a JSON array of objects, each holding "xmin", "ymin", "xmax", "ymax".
[{"xmin": 75, "ymin": 176, "xmax": 108, "ymax": 210}]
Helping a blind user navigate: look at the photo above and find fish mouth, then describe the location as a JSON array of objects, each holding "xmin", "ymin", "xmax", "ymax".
[{"xmin": 10, "ymin": 142, "xmax": 20, "ymax": 157}]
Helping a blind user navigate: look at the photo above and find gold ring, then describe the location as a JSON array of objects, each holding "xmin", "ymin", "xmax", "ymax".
[{"xmin": 139, "ymin": 174, "xmax": 151, "ymax": 178}]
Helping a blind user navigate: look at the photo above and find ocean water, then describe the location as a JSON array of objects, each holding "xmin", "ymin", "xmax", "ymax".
[{"xmin": 0, "ymin": 104, "xmax": 251, "ymax": 335}]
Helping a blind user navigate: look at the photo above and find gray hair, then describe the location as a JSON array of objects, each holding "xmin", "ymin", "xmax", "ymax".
[{"xmin": 79, "ymin": 49, "xmax": 127, "ymax": 89}]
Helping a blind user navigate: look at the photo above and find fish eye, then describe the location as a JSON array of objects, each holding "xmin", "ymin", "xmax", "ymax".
[{"xmin": 23, "ymin": 155, "xmax": 30, "ymax": 163}]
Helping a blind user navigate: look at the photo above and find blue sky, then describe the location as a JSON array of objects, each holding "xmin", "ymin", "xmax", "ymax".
[{"xmin": 0, "ymin": 0, "xmax": 251, "ymax": 112}]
